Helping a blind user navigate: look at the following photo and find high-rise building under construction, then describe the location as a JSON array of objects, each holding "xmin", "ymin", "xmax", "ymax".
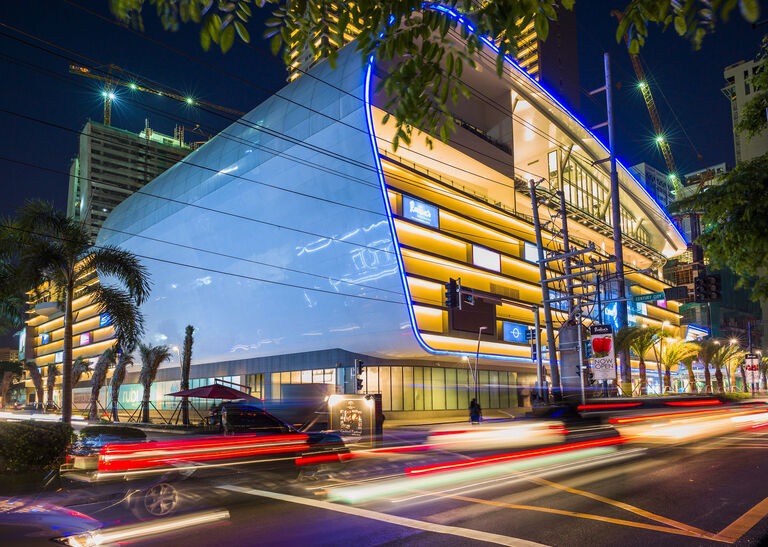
[{"xmin": 67, "ymin": 120, "xmax": 190, "ymax": 242}]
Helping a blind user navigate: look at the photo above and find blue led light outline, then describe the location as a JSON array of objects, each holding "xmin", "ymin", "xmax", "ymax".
[
  {"xmin": 421, "ymin": 3, "xmax": 687, "ymax": 246},
  {"xmin": 685, "ymin": 324, "xmax": 710, "ymax": 339}
]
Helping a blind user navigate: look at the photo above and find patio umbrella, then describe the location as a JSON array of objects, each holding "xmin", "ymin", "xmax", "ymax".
[{"xmin": 167, "ymin": 384, "xmax": 260, "ymax": 402}]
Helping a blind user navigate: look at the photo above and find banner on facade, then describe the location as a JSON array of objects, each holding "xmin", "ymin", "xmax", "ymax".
[{"xmin": 590, "ymin": 324, "xmax": 616, "ymax": 381}]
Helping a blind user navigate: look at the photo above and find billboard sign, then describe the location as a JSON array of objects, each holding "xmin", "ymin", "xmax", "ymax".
[
  {"xmin": 590, "ymin": 324, "xmax": 616, "ymax": 381},
  {"xmin": 79, "ymin": 332, "xmax": 91, "ymax": 346},
  {"xmin": 745, "ymin": 354, "xmax": 760, "ymax": 384},
  {"xmin": 403, "ymin": 196, "xmax": 439, "ymax": 228},
  {"xmin": 41, "ymin": 332, "xmax": 50, "ymax": 345},
  {"xmin": 99, "ymin": 313, "xmax": 112, "ymax": 327}
]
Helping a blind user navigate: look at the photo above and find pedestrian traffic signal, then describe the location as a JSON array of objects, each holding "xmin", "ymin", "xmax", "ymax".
[
  {"xmin": 526, "ymin": 328, "xmax": 534, "ymax": 342},
  {"xmin": 444, "ymin": 278, "xmax": 458, "ymax": 308},
  {"xmin": 356, "ymin": 378, "xmax": 364, "ymax": 391}
]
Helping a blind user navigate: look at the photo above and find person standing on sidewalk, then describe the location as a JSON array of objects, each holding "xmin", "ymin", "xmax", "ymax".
[{"xmin": 469, "ymin": 398, "xmax": 482, "ymax": 424}]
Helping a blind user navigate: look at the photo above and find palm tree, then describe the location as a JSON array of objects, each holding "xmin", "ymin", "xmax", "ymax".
[
  {"xmin": 615, "ymin": 326, "xmax": 660, "ymax": 395},
  {"xmin": 2, "ymin": 200, "xmax": 149, "ymax": 424},
  {"xmin": 696, "ymin": 340, "xmax": 720, "ymax": 394},
  {"xmin": 110, "ymin": 349, "xmax": 133, "ymax": 422},
  {"xmin": 46, "ymin": 363, "xmax": 57, "ymax": 410},
  {"xmin": 181, "ymin": 325, "xmax": 194, "ymax": 426},
  {"xmin": 88, "ymin": 349, "xmax": 116, "ymax": 421},
  {"xmin": 72, "ymin": 356, "xmax": 91, "ymax": 387},
  {"xmin": 760, "ymin": 355, "xmax": 768, "ymax": 391},
  {"xmin": 139, "ymin": 344, "xmax": 172, "ymax": 423},
  {"xmin": 710, "ymin": 344, "xmax": 740, "ymax": 393},
  {"xmin": 24, "ymin": 362, "xmax": 44, "ymax": 409},
  {"xmin": 659, "ymin": 341, "xmax": 700, "ymax": 393},
  {"xmin": 0, "ymin": 361, "xmax": 22, "ymax": 408}
]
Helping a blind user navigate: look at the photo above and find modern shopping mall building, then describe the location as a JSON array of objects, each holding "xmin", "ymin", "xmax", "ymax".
[{"xmin": 85, "ymin": 10, "xmax": 689, "ymax": 417}]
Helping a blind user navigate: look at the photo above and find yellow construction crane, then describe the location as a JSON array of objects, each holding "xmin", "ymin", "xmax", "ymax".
[
  {"xmin": 68, "ymin": 63, "xmax": 245, "ymax": 127},
  {"xmin": 613, "ymin": 12, "xmax": 682, "ymax": 196}
]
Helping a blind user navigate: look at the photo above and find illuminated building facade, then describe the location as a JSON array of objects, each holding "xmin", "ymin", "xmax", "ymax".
[{"xmin": 98, "ymin": 9, "xmax": 688, "ymax": 414}]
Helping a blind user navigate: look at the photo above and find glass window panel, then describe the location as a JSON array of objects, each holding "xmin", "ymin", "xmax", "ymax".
[
  {"xmin": 457, "ymin": 368, "xmax": 470, "ymax": 411},
  {"xmin": 478, "ymin": 370, "xmax": 490, "ymax": 409},
  {"xmin": 414, "ymin": 367, "xmax": 424, "ymax": 411},
  {"xmin": 301, "ymin": 370, "xmax": 312, "ymax": 384},
  {"xmin": 379, "ymin": 366, "xmax": 391, "ymax": 411},
  {"xmin": 324, "ymin": 369, "xmax": 335, "ymax": 384},
  {"xmin": 432, "ymin": 368, "xmax": 446, "ymax": 410},
  {"xmin": 290, "ymin": 371, "xmax": 300, "ymax": 384},
  {"xmin": 499, "ymin": 372, "xmax": 510, "ymax": 408},
  {"xmin": 445, "ymin": 368, "xmax": 458, "ymax": 410},
  {"xmin": 423, "ymin": 367, "xmax": 432, "ymax": 410},
  {"xmin": 272, "ymin": 374, "xmax": 281, "ymax": 400},
  {"xmin": 403, "ymin": 367, "xmax": 414, "ymax": 411},
  {"xmin": 366, "ymin": 366, "xmax": 378, "ymax": 394},
  {"xmin": 391, "ymin": 367, "xmax": 403, "ymax": 411},
  {"xmin": 489, "ymin": 370, "xmax": 500, "ymax": 408}
]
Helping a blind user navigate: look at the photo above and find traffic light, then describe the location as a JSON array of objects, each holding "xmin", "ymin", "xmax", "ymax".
[
  {"xmin": 694, "ymin": 275, "xmax": 707, "ymax": 303},
  {"xmin": 355, "ymin": 359, "xmax": 365, "ymax": 392},
  {"xmin": 444, "ymin": 278, "xmax": 458, "ymax": 308},
  {"xmin": 584, "ymin": 340, "xmax": 593, "ymax": 360},
  {"xmin": 707, "ymin": 274, "xmax": 721, "ymax": 302},
  {"xmin": 356, "ymin": 378, "xmax": 364, "ymax": 391}
]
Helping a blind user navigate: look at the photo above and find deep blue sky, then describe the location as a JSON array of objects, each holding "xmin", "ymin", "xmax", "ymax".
[{"xmin": 0, "ymin": 1, "xmax": 762, "ymax": 211}]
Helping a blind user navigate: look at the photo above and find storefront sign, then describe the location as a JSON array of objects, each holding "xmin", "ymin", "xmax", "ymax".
[
  {"xmin": 99, "ymin": 313, "xmax": 112, "ymax": 327},
  {"xmin": 503, "ymin": 321, "xmax": 528, "ymax": 344},
  {"xmin": 41, "ymin": 332, "xmax": 50, "ymax": 345},
  {"xmin": 79, "ymin": 332, "xmax": 91, "ymax": 346},
  {"xmin": 590, "ymin": 324, "xmax": 616, "ymax": 381},
  {"xmin": 403, "ymin": 196, "xmax": 439, "ymax": 228},
  {"xmin": 632, "ymin": 291, "xmax": 665, "ymax": 303},
  {"xmin": 54, "ymin": 351, "xmax": 63, "ymax": 363}
]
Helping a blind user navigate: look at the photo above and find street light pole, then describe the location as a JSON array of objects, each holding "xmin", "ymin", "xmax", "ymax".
[{"xmin": 475, "ymin": 326, "xmax": 487, "ymax": 401}]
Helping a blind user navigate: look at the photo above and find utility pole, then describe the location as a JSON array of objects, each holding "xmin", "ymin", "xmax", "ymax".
[
  {"xmin": 529, "ymin": 180, "xmax": 562, "ymax": 401},
  {"xmin": 533, "ymin": 305, "xmax": 544, "ymax": 400},
  {"xmin": 592, "ymin": 53, "xmax": 630, "ymax": 395},
  {"xmin": 557, "ymin": 190, "xmax": 575, "ymax": 314}
]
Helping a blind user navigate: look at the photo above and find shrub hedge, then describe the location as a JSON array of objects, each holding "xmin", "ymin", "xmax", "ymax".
[
  {"xmin": 0, "ymin": 420, "xmax": 74, "ymax": 473},
  {"xmin": 79, "ymin": 425, "xmax": 146, "ymax": 439}
]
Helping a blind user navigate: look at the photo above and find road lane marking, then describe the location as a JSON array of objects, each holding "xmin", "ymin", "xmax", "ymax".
[
  {"xmin": 715, "ymin": 495, "xmax": 768, "ymax": 542},
  {"xmin": 444, "ymin": 494, "xmax": 726, "ymax": 543},
  {"xmin": 519, "ymin": 474, "xmax": 711, "ymax": 535},
  {"xmin": 220, "ymin": 484, "xmax": 547, "ymax": 547}
]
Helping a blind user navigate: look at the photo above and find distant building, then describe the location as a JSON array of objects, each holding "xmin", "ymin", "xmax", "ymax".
[
  {"xmin": 513, "ymin": 7, "xmax": 579, "ymax": 109},
  {"xmin": 0, "ymin": 347, "xmax": 19, "ymax": 361},
  {"xmin": 67, "ymin": 120, "xmax": 191, "ymax": 242},
  {"xmin": 630, "ymin": 162, "xmax": 675, "ymax": 208},
  {"xmin": 723, "ymin": 59, "xmax": 768, "ymax": 164}
]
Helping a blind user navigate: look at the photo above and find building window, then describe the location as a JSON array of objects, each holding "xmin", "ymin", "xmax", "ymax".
[
  {"xmin": 524, "ymin": 241, "xmax": 539, "ymax": 263},
  {"xmin": 745, "ymin": 70, "xmax": 751, "ymax": 95},
  {"xmin": 473, "ymin": 245, "xmax": 501, "ymax": 272}
]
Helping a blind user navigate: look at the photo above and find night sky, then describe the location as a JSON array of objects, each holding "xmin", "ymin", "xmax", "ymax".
[{"xmin": 0, "ymin": 1, "xmax": 763, "ymax": 348}]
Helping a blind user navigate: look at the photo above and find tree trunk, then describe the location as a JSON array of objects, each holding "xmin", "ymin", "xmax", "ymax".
[
  {"xmin": 62, "ymin": 284, "xmax": 74, "ymax": 425},
  {"xmin": 639, "ymin": 357, "xmax": 647, "ymax": 396},
  {"xmin": 142, "ymin": 386, "xmax": 151, "ymax": 423},
  {"xmin": 715, "ymin": 368, "xmax": 725, "ymax": 393},
  {"xmin": 762, "ymin": 372, "xmax": 767, "ymax": 391},
  {"xmin": 687, "ymin": 365, "xmax": 698, "ymax": 393},
  {"xmin": 664, "ymin": 369, "xmax": 671, "ymax": 392},
  {"xmin": 46, "ymin": 368, "xmax": 55, "ymax": 410},
  {"xmin": 112, "ymin": 397, "xmax": 119, "ymax": 422},
  {"xmin": 704, "ymin": 365, "xmax": 712, "ymax": 394},
  {"xmin": 88, "ymin": 386, "xmax": 101, "ymax": 421},
  {"xmin": 740, "ymin": 365, "xmax": 748, "ymax": 392}
]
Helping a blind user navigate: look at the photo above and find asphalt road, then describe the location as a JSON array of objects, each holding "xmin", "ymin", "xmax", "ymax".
[
  {"xmin": 88, "ymin": 427, "xmax": 768, "ymax": 546},
  {"xmin": 7, "ymin": 422, "xmax": 768, "ymax": 546}
]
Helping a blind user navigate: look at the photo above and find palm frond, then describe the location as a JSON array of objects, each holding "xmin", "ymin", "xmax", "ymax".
[
  {"xmin": 72, "ymin": 356, "xmax": 91, "ymax": 386},
  {"xmin": 83, "ymin": 246, "xmax": 151, "ymax": 305},
  {"xmin": 110, "ymin": 351, "xmax": 133, "ymax": 401},
  {"xmin": 661, "ymin": 341, "xmax": 701, "ymax": 371},
  {"xmin": 90, "ymin": 285, "xmax": 145, "ymax": 352},
  {"xmin": 24, "ymin": 362, "xmax": 43, "ymax": 404},
  {"xmin": 139, "ymin": 343, "xmax": 172, "ymax": 388}
]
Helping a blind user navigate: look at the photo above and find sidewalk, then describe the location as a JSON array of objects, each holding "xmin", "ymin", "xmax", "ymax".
[{"xmin": 383, "ymin": 408, "xmax": 528, "ymax": 429}]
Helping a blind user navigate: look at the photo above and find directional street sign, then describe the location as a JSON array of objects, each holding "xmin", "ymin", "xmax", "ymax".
[{"xmin": 632, "ymin": 291, "xmax": 665, "ymax": 303}]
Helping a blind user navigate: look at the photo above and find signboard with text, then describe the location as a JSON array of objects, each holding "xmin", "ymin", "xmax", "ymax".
[
  {"xmin": 632, "ymin": 291, "xmax": 665, "ymax": 303},
  {"xmin": 502, "ymin": 321, "xmax": 528, "ymax": 344},
  {"xmin": 403, "ymin": 196, "xmax": 439, "ymax": 228},
  {"xmin": 745, "ymin": 354, "xmax": 760, "ymax": 384},
  {"xmin": 590, "ymin": 324, "xmax": 616, "ymax": 381}
]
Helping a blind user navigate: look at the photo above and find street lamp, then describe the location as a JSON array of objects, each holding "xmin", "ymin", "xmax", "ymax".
[{"xmin": 171, "ymin": 345, "xmax": 182, "ymax": 367}]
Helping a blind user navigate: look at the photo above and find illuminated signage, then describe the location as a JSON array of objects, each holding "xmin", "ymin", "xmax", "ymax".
[
  {"xmin": 685, "ymin": 325, "xmax": 709, "ymax": 341},
  {"xmin": 55, "ymin": 351, "xmax": 63, "ymax": 363},
  {"xmin": 472, "ymin": 245, "xmax": 501, "ymax": 272},
  {"xmin": 99, "ymin": 313, "xmax": 111, "ymax": 327},
  {"xmin": 79, "ymin": 332, "xmax": 91, "ymax": 346},
  {"xmin": 403, "ymin": 196, "xmax": 439, "ymax": 228},
  {"xmin": 41, "ymin": 332, "xmax": 50, "ymax": 345},
  {"xmin": 502, "ymin": 321, "xmax": 528, "ymax": 344}
]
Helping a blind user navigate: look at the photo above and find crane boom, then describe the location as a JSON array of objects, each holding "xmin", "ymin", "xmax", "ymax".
[
  {"xmin": 68, "ymin": 64, "xmax": 245, "ymax": 127},
  {"xmin": 612, "ymin": 11, "xmax": 682, "ymax": 196}
]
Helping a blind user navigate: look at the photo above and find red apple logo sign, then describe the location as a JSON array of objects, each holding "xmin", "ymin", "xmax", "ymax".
[{"xmin": 592, "ymin": 337, "xmax": 612, "ymax": 358}]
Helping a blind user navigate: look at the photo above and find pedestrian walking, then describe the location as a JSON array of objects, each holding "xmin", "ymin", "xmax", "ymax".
[{"xmin": 469, "ymin": 398, "xmax": 482, "ymax": 423}]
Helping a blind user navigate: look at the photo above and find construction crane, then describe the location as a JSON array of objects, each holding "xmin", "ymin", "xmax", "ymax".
[
  {"xmin": 612, "ymin": 11, "xmax": 682, "ymax": 196},
  {"xmin": 68, "ymin": 63, "xmax": 245, "ymax": 127}
]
